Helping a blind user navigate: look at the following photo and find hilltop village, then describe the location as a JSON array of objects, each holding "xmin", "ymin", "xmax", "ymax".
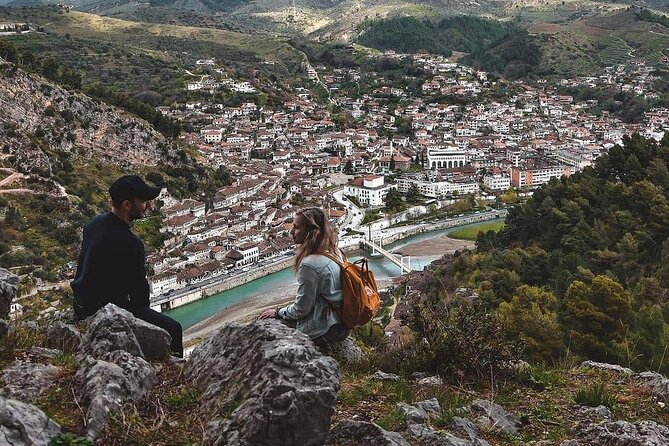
[{"xmin": 57, "ymin": 50, "xmax": 666, "ymax": 315}]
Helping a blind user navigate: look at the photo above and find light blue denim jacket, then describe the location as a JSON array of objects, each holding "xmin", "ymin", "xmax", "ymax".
[{"xmin": 278, "ymin": 254, "xmax": 343, "ymax": 339}]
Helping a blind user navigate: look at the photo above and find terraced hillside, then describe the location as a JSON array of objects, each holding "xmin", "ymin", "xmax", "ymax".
[{"xmin": 527, "ymin": 8, "xmax": 669, "ymax": 75}]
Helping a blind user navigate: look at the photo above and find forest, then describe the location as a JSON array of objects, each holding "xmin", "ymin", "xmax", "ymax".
[
  {"xmin": 357, "ymin": 16, "xmax": 523, "ymax": 58},
  {"xmin": 419, "ymin": 134, "xmax": 669, "ymax": 374}
]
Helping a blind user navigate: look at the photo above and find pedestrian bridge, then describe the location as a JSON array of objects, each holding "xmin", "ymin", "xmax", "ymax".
[{"xmin": 360, "ymin": 239, "xmax": 412, "ymax": 274}]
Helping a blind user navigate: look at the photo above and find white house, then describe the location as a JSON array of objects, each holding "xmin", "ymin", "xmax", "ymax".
[{"xmin": 344, "ymin": 175, "xmax": 396, "ymax": 207}]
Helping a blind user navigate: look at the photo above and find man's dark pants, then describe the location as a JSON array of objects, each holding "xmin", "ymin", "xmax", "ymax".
[{"xmin": 132, "ymin": 307, "xmax": 184, "ymax": 357}]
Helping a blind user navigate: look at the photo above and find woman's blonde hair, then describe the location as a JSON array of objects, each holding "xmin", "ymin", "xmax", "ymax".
[{"xmin": 293, "ymin": 207, "xmax": 339, "ymax": 270}]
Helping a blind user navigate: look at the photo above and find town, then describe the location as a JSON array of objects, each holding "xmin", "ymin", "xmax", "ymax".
[{"xmin": 137, "ymin": 49, "xmax": 667, "ymax": 312}]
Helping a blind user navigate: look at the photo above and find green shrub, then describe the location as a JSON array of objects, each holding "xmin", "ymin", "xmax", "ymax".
[{"xmin": 404, "ymin": 297, "xmax": 524, "ymax": 383}]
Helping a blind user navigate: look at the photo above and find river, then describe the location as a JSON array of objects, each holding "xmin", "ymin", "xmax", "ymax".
[{"xmin": 164, "ymin": 220, "xmax": 497, "ymax": 329}]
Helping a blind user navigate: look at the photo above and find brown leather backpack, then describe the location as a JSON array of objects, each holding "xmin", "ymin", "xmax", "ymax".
[{"xmin": 323, "ymin": 253, "xmax": 381, "ymax": 329}]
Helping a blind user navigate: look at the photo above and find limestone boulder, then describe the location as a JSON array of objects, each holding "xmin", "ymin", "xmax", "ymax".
[
  {"xmin": 448, "ymin": 417, "xmax": 480, "ymax": 441},
  {"xmin": 579, "ymin": 361, "xmax": 633, "ymax": 376},
  {"xmin": 0, "ymin": 319, "xmax": 7, "ymax": 339},
  {"xmin": 416, "ymin": 398, "xmax": 442, "ymax": 418},
  {"xmin": 581, "ymin": 420, "xmax": 669, "ymax": 446},
  {"xmin": 0, "ymin": 268, "xmax": 19, "ymax": 319},
  {"xmin": 636, "ymin": 371, "xmax": 669, "ymax": 403},
  {"xmin": 370, "ymin": 371, "xmax": 401, "ymax": 382},
  {"xmin": 406, "ymin": 423, "xmax": 474, "ymax": 446},
  {"xmin": 464, "ymin": 399, "xmax": 521, "ymax": 435},
  {"xmin": 327, "ymin": 420, "xmax": 410, "ymax": 446},
  {"xmin": 327, "ymin": 336, "xmax": 364, "ymax": 363},
  {"xmin": 0, "ymin": 396, "xmax": 61, "ymax": 445},
  {"xmin": 75, "ymin": 351, "xmax": 156, "ymax": 438},
  {"xmin": 45, "ymin": 321, "xmax": 81, "ymax": 352},
  {"xmin": 185, "ymin": 320, "xmax": 340, "ymax": 446},
  {"xmin": 0, "ymin": 361, "xmax": 62, "ymax": 403},
  {"xmin": 79, "ymin": 304, "xmax": 170, "ymax": 359}
]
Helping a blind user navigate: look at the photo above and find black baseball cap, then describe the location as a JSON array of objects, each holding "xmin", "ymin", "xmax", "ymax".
[{"xmin": 109, "ymin": 175, "xmax": 161, "ymax": 202}]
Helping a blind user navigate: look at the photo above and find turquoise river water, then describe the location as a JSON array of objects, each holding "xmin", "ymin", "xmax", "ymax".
[{"xmin": 165, "ymin": 221, "xmax": 497, "ymax": 329}]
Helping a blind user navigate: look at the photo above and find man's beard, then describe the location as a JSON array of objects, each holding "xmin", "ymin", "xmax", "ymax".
[{"xmin": 129, "ymin": 204, "xmax": 144, "ymax": 221}]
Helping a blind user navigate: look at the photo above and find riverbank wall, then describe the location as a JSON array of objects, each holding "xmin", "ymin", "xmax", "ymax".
[
  {"xmin": 379, "ymin": 212, "xmax": 503, "ymax": 247},
  {"xmin": 152, "ymin": 257, "xmax": 294, "ymax": 312}
]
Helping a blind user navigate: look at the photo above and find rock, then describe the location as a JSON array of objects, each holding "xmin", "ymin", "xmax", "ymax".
[
  {"xmin": 327, "ymin": 336, "xmax": 364, "ymax": 363},
  {"xmin": 560, "ymin": 441, "xmax": 581, "ymax": 446},
  {"xmin": 636, "ymin": 371, "xmax": 669, "ymax": 402},
  {"xmin": 75, "ymin": 351, "xmax": 156, "ymax": 438},
  {"xmin": 79, "ymin": 304, "xmax": 170, "ymax": 360},
  {"xmin": 507, "ymin": 360, "xmax": 531, "ymax": 373},
  {"xmin": 370, "ymin": 371, "xmax": 401, "ymax": 382},
  {"xmin": 0, "ymin": 361, "xmax": 62, "ymax": 403},
  {"xmin": 0, "ymin": 319, "xmax": 7, "ymax": 339},
  {"xmin": 407, "ymin": 423, "xmax": 473, "ymax": 446},
  {"xmin": 28, "ymin": 347, "xmax": 62, "ymax": 360},
  {"xmin": 0, "ymin": 268, "xmax": 19, "ymax": 319},
  {"xmin": 45, "ymin": 321, "xmax": 81, "ymax": 352},
  {"xmin": 416, "ymin": 398, "xmax": 441, "ymax": 418},
  {"xmin": 397, "ymin": 402, "xmax": 428, "ymax": 425},
  {"xmin": 327, "ymin": 419, "xmax": 410, "ymax": 446},
  {"xmin": 579, "ymin": 361, "xmax": 634, "ymax": 376},
  {"xmin": 184, "ymin": 320, "xmax": 340, "ymax": 446},
  {"xmin": 448, "ymin": 417, "xmax": 480, "ymax": 441},
  {"xmin": 406, "ymin": 423, "xmax": 435, "ymax": 439},
  {"xmin": 0, "ymin": 395, "xmax": 61, "ymax": 445},
  {"xmin": 51, "ymin": 308, "xmax": 76, "ymax": 325},
  {"xmin": 579, "ymin": 405, "xmax": 612, "ymax": 421},
  {"xmin": 465, "ymin": 399, "xmax": 521, "ymax": 435},
  {"xmin": 411, "ymin": 372, "xmax": 430, "ymax": 381},
  {"xmin": 417, "ymin": 376, "xmax": 443, "ymax": 386},
  {"xmin": 581, "ymin": 420, "xmax": 669, "ymax": 445},
  {"xmin": 131, "ymin": 317, "xmax": 173, "ymax": 359}
]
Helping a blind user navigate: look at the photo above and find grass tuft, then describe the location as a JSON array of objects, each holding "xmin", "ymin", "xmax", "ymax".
[
  {"xmin": 574, "ymin": 382, "xmax": 617, "ymax": 409},
  {"xmin": 375, "ymin": 409, "xmax": 405, "ymax": 431}
]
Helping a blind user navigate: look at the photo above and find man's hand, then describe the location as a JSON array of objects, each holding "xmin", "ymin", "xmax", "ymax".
[{"xmin": 259, "ymin": 308, "xmax": 278, "ymax": 319}]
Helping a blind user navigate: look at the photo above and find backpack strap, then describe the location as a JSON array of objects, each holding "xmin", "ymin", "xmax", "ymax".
[{"xmin": 320, "ymin": 252, "xmax": 344, "ymax": 321}]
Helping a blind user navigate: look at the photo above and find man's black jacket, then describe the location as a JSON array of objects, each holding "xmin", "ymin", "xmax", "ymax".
[{"xmin": 71, "ymin": 212, "xmax": 150, "ymax": 318}]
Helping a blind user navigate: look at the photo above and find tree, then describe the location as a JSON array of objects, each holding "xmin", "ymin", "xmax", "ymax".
[
  {"xmin": 384, "ymin": 188, "xmax": 405, "ymax": 213},
  {"xmin": 0, "ymin": 40, "xmax": 17, "ymax": 63},
  {"xmin": 406, "ymin": 183, "xmax": 422, "ymax": 204},
  {"xmin": 389, "ymin": 154, "xmax": 396, "ymax": 171},
  {"xmin": 498, "ymin": 285, "xmax": 564, "ymax": 362},
  {"xmin": 343, "ymin": 160, "xmax": 354, "ymax": 174},
  {"xmin": 501, "ymin": 188, "xmax": 518, "ymax": 204},
  {"xmin": 563, "ymin": 275, "xmax": 632, "ymax": 361},
  {"xmin": 40, "ymin": 57, "xmax": 59, "ymax": 81}
]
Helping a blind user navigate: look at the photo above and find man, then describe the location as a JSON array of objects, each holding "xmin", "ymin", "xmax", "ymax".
[{"xmin": 71, "ymin": 175, "xmax": 183, "ymax": 357}]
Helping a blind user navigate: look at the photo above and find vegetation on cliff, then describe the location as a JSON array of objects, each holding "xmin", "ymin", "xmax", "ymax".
[{"xmin": 409, "ymin": 133, "xmax": 669, "ymax": 375}]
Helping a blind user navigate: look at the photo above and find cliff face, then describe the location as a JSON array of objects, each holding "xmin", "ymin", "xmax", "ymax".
[{"xmin": 0, "ymin": 57, "xmax": 178, "ymax": 176}]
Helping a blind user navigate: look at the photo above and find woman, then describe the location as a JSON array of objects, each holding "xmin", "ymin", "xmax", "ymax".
[{"xmin": 260, "ymin": 207, "xmax": 349, "ymax": 347}]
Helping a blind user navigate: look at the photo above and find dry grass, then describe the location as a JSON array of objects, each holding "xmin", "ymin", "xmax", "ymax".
[
  {"xmin": 97, "ymin": 361, "xmax": 205, "ymax": 445},
  {"xmin": 335, "ymin": 361, "xmax": 669, "ymax": 445}
]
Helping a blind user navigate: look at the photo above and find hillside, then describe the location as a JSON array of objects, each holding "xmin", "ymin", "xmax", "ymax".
[
  {"xmin": 0, "ymin": 57, "xmax": 221, "ymax": 280},
  {"xmin": 0, "ymin": 7, "xmax": 306, "ymax": 97},
  {"xmin": 2, "ymin": 267, "xmax": 669, "ymax": 445},
  {"xmin": 4, "ymin": 0, "xmax": 644, "ymax": 40}
]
